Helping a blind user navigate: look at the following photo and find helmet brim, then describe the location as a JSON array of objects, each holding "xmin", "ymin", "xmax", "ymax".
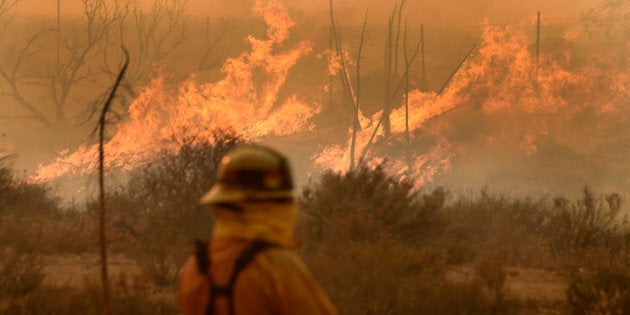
[{"xmin": 199, "ymin": 182, "xmax": 294, "ymax": 205}]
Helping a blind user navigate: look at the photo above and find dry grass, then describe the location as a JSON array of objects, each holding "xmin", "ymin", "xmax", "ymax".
[{"xmin": 2, "ymin": 151, "xmax": 629, "ymax": 313}]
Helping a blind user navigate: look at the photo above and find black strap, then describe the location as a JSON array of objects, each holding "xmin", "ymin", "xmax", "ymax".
[
  {"xmin": 195, "ymin": 239, "xmax": 277, "ymax": 315},
  {"xmin": 195, "ymin": 240, "xmax": 210, "ymax": 274}
]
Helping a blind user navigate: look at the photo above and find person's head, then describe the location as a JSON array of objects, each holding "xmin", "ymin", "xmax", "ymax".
[
  {"xmin": 199, "ymin": 144, "xmax": 297, "ymax": 244},
  {"xmin": 199, "ymin": 144, "xmax": 294, "ymax": 205}
]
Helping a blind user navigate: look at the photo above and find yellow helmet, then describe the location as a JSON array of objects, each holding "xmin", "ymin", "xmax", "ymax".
[{"xmin": 199, "ymin": 145, "xmax": 294, "ymax": 205}]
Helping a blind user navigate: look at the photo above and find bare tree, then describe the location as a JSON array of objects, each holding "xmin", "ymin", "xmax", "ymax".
[
  {"xmin": 329, "ymin": 0, "xmax": 366, "ymax": 170},
  {"xmin": 382, "ymin": 1, "xmax": 405, "ymax": 138},
  {"xmin": 0, "ymin": 0, "xmax": 16, "ymax": 37},
  {"xmin": 126, "ymin": 0, "xmax": 188, "ymax": 84},
  {"xmin": 581, "ymin": 0, "xmax": 630, "ymax": 48},
  {"xmin": 126, "ymin": 0, "xmax": 224, "ymax": 81},
  {"xmin": 350, "ymin": 12, "xmax": 368, "ymax": 171},
  {"xmin": 101, "ymin": 0, "xmax": 224, "ymax": 111},
  {"xmin": 0, "ymin": 0, "xmax": 221, "ymax": 142},
  {"xmin": 0, "ymin": 0, "xmax": 129, "ymax": 139}
]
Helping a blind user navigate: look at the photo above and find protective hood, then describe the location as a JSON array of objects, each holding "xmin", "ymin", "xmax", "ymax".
[{"xmin": 211, "ymin": 200, "xmax": 298, "ymax": 247}]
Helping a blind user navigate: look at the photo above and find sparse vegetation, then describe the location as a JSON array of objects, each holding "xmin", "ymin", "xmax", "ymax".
[
  {"xmin": 0, "ymin": 0, "xmax": 628, "ymax": 313},
  {"xmin": 2, "ymin": 144, "xmax": 630, "ymax": 313},
  {"xmin": 2, "ymin": 152, "xmax": 630, "ymax": 313},
  {"xmin": 298, "ymin": 163, "xmax": 629, "ymax": 314}
]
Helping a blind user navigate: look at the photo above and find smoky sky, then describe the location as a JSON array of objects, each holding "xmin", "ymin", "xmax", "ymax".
[
  {"xmin": 19, "ymin": 0, "xmax": 599, "ymax": 26},
  {"xmin": 4, "ymin": 0, "xmax": 627, "ymax": 200}
]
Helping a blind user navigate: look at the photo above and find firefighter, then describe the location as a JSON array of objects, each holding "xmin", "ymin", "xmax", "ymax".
[{"xmin": 178, "ymin": 144, "xmax": 338, "ymax": 315}]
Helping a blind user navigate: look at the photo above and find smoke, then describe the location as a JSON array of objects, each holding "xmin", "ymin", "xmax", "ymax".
[
  {"xmin": 2, "ymin": 0, "xmax": 628, "ymax": 199},
  {"xmin": 193, "ymin": 0, "xmax": 600, "ymax": 25},
  {"xmin": 16, "ymin": 0, "xmax": 600, "ymax": 25}
]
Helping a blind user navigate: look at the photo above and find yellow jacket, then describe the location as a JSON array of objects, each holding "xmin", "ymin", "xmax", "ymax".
[{"xmin": 178, "ymin": 201, "xmax": 338, "ymax": 315}]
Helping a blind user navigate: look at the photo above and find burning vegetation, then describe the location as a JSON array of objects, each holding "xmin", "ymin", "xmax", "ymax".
[
  {"xmin": 1, "ymin": 0, "xmax": 630, "ymax": 314},
  {"xmin": 19, "ymin": 0, "xmax": 628, "ymax": 197}
]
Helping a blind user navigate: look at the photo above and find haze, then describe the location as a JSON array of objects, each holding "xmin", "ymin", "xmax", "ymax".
[
  {"xmin": 18, "ymin": 0, "xmax": 597, "ymax": 26},
  {"xmin": 1, "ymin": 0, "xmax": 627, "ymax": 200}
]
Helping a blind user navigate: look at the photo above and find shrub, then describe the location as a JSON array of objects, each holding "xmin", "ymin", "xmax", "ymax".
[
  {"xmin": 298, "ymin": 164, "xmax": 468, "ymax": 314},
  {"xmin": 441, "ymin": 190, "xmax": 549, "ymax": 266},
  {"xmin": 0, "ymin": 248, "xmax": 44, "ymax": 299},
  {"xmin": 1, "ymin": 274, "xmax": 178, "ymax": 315},
  {"xmin": 108, "ymin": 132, "xmax": 242, "ymax": 287},
  {"xmin": 298, "ymin": 163, "xmax": 445, "ymax": 245},
  {"xmin": 567, "ymin": 269, "xmax": 630, "ymax": 314},
  {"xmin": 0, "ymin": 165, "xmax": 59, "ymax": 217},
  {"xmin": 544, "ymin": 187, "xmax": 623, "ymax": 255}
]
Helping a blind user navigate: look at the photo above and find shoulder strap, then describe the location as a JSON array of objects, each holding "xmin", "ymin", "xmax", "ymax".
[
  {"xmin": 196, "ymin": 239, "xmax": 277, "ymax": 315},
  {"xmin": 195, "ymin": 240, "xmax": 210, "ymax": 274}
]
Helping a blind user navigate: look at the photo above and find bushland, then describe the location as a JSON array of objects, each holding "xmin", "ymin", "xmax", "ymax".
[{"xmin": 1, "ymin": 144, "xmax": 629, "ymax": 314}]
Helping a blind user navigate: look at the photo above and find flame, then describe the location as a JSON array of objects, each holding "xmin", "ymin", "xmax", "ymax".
[
  {"xmin": 34, "ymin": 0, "xmax": 315, "ymax": 182},
  {"xmin": 313, "ymin": 18, "xmax": 629, "ymax": 186},
  {"xmin": 33, "ymin": 6, "xmax": 629, "ymax": 190}
]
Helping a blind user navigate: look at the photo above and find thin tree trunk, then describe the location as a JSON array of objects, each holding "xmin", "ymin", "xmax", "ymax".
[
  {"xmin": 536, "ymin": 11, "xmax": 540, "ymax": 66},
  {"xmin": 98, "ymin": 46, "xmax": 129, "ymax": 315},
  {"xmin": 329, "ymin": 0, "xmax": 361, "ymax": 132},
  {"xmin": 420, "ymin": 24, "xmax": 426, "ymax": 91},
  {"xmin": 350, "ymin": 11, "xmax": 368, "ymax": 171},
  {"xmin": 329, "ymin": 26, "xmax": 333, "ymax": 111},
  {"xmin": 360, "ymin": 36, "xmax": 422, "ymax": 163},
  {"xmin": 383, "ymin": 7, "xmax": 396, "ymax": 137},
  {"xmin": 57, "ymin": 0, "xmax": 60, "ymax": 70},
  {"xmin": 404, "ymin": 21, "xmax": 411, "ymax": 176},
  {"xmin": 439, "ymin": 44, "xmax": 477, "ymax": 95}
]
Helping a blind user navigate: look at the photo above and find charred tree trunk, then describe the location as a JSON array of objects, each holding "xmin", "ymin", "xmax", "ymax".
[
  {"xmin": 98, "ymin": 46, "xmax": 129, "ymax": 315},
  {"xmin": 350, "ymin": 12, "xmax": 368, "ymax": 171}
]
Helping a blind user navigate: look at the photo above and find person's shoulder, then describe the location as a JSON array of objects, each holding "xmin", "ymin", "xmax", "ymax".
[
  {"xmin": 260, "ymin": 246, "xmax": 306, "ymax": 265},
  {"xmin": 253, "ymin": 246, "xmax": 314, "ymax": 278},
  {"xmin": 178, "ymin": 254, "xmax": 208, "ymax": 314}
]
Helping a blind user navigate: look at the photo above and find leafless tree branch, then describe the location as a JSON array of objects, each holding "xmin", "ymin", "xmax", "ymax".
[{"xmin": 0, "ymin": 0, "xmax": 16, "ymax": 37}]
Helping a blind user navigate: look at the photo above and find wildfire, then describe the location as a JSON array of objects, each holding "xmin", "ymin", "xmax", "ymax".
[
  {"xmin": 313, "ymin": 18, "xmax": 629, "ymax": 186},
  {"xmin": 33, "ymin": 4, "xmax": 629, "ymax": 191},
  {"xmin": 34, "ymin": 0, "xmax": 315, "ymax": 182}
]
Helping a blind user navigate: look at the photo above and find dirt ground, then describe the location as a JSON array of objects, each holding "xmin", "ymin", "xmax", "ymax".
[
  {"xmin": 41, "ymin": 253, "xmax": 568, "ymax": 313},
  {"xmin": 446, "ymin": 265, "xmax": 567, "ymax": 313},
  {"xmin": 42, "ymin": 253, "xmax": 141, "ymax": 288}
]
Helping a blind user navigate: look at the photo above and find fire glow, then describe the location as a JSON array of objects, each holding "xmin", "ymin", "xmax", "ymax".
[
  {"xmin": 34, "ymin": 1, "xmax": 629, "ymax": 190},
  {"xmin": 34, "ymin": 0, "xmax": 315, "ymax": 181}
]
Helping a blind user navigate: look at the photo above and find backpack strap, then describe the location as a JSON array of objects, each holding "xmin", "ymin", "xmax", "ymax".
[
  {"xmin": 195, "ymin": 240, "xmax": 210, "ymax": 274},
  {"xmin": 195, "ymin": 239, "xmax": 277, "ymax": 315}
]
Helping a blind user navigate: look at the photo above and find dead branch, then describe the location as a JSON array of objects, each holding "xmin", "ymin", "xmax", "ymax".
[
  {"xmin": 360, "ymin": 42, "xmax": 477, "ymax": 163},
  {"xmin": 0, "ymin": 0, "xmax": 16, "ymax": 37},
  {"xmin": 438, "ymin": 44, "xmax": 477, "ymax": 95},
  {"xmin": 359, "ymin": 32, "xmax": 423, "ymax": 163},
  {"xmin": 131, "ymin": 0, "xmax": 187, "ymax": 81},
  {"xmin": 98, "ymin": 45, "xmax": 129, "ymax": 315},
  {"xmin": 404, "ymin": 21, "xmax": 411, "ymax": 175},
  {"xmin": 329, "ymin": 0, "xmax": 361, "ymax": 129},
  {"xmin": 0, "ymin": 29, "xmax": 55, "ymax": 129},
  {"xmin": 383, "ymin": 6, "xmax": 395, "ymax": 137},
  {"xmin": 350, "ymin": 11, "xmax": 368, "ymax": 171}
]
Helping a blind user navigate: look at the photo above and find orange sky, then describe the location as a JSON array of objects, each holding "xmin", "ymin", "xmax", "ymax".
[{"xmin": 17, "ymin": 0, "xmax": 600, "ymax": 27}]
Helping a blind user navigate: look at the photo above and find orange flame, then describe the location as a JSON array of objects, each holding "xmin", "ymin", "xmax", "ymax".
[
  {"xmin": 34, "ymin": 0, "xmax": 314, "ymax": 182},
  {"xmin": 313, "ymin": 19, "xmax": 629, "ymax": 186},
  {"xmin": 33, "ymin": 8, "xmax": 629, "ymax": 189}
]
